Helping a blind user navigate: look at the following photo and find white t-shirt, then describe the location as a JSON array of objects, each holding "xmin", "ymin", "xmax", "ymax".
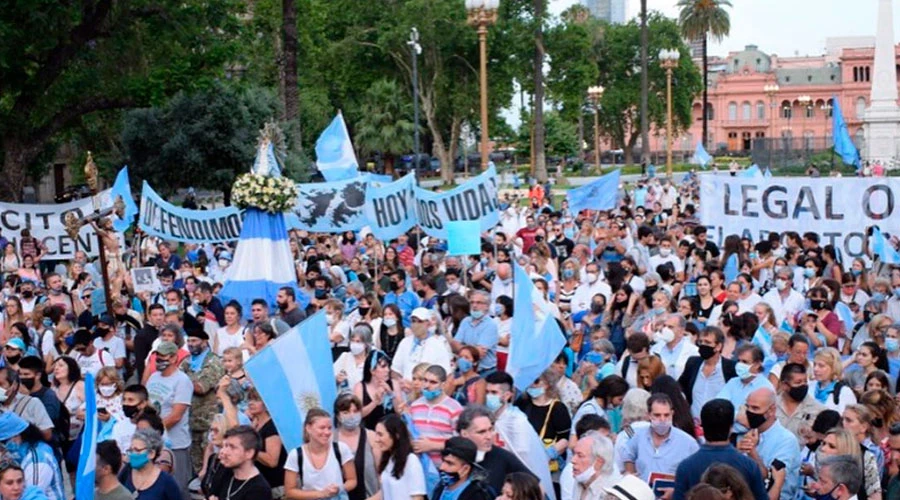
[
  {"xmin": 146, "ymin": 370, "xmax": 193, "ymax": 450},
  {"xmin": 380, "ymin": 454, "xmax": 426, "ymax": 500},
  {"xmin": 73, "ymin": 349, "xmax": 116, "ymax": 378},
  {"xmin": 285, "ymin": 442, "xmax": 354, "ymax": 491},
  {"xmin": 214, "ymin": 326, "xmax": 247, "ymax": 357},
  {"xmin": 391, "ymin": 335, "xmax": 452, "ymax": 380},
  {"xmin": 93, "ymin": 336, "xmax": 126, "ymax": 362}
]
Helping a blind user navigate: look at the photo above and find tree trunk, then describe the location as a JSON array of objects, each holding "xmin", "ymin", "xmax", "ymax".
[
  {"xmin": 533, "ymin": 0, "xmax": 547, "ymax": 183},
  {"xmin": 577, "ymin": 111, "xmax": 585, "ymax": 162},
  {"xmin": 702, "ymin": 35, "xmax": 709, "ymax": 149},
  {"xmin": 1, "ymin": 136, "xmax": 38, "ymax": 202},
  {"xmin": 639, "ymin": 0, "xmax": 650, "ymax": 168},
  {"xmin": 623, "ymin": 144, "xmax": 634, "ymax": 168},
  {"xmin": 282, "ymin": 0, "xmax": 301, "ymax": 149}
]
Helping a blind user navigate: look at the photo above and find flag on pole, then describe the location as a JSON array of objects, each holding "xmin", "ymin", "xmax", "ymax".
[
  {"xmin": 315, "ymin": 112, "xmax": 359, "ymax": 182},
  {"xmin": 244, "ymin": 311, "xmax": 337, "ymax": 450},
  {"xmin": 872, "ymin": 227, "xmax": 900, "ymax": 265},
  {"xmin": 691, "ymin": 142, "xmax": 712, "ymax": 168},
  {"xmin": 566, "ymin": 169, "xmax": 620, "ymax": 215},
  {"xmin": 740, "ymin": 164, "xmax": 763, "ymax": 178},
  {"xmin": 832, "ymin": 95, "xmax": 861, "ymax": 171},
  {"xmin": 110, "ymin": 167, "xmax": 138, "ymax": 232},
  {"xmin": 507, "ymin": 262, "xmax": 567, "ymax": 392},
  {"xmin": 723, "ymin": 253, "xmax": 740, "ymax": 283},
  {"xmin": 75, "ymin": 373, "xmax": 98, "ymax": 500}
]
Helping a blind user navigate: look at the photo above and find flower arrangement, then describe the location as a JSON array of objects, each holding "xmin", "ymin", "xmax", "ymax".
[{"xmin": 232, "ymin": 173, "xmax": 297, "ymax": 213}]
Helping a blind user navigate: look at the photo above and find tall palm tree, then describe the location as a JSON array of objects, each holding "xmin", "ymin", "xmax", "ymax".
[
  {"xmin": 354, "ymin": 79, "xmax": 416, "ymax": 174},
  {"xmin": 677, "ymin": 0, "xmax": 732, "ymax": 149},
  {"xmin": 639, "ymin": 0, "xmax": 649, "ymax": 169}
]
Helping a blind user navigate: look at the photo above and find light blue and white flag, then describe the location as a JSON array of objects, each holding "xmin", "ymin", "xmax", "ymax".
[
  {"xmin": 507, "ymin": 262, "xmax": 567, "ymax": 392},
  {"xmin": 291, "ymin": 177, "xmax": 368, "ymax": 233},
  {"xmin": 691, "ymin": 142, "xmax": 712, "ymax": 168},
  {"xmin": 833, "ymin": 95, "xmax": 861, "ymax": 171},
  {"xmin": 252, "ymin": 140, "xmax": 283, "ymax": 178},
  {"xmin": 244, "ymin": 311, "xmax": 337, "ymax": 451},
  {"xmin": 872, "ymin": 227, "xmax": 900, "ymax": 264},
  {"xmin": 139, "ymin": 182, "xmax": 242, "ymax": 243},
  {"xmin": 413, "ymin": 166, "xmax": 500, "ymax": 239},
  {"xmin": 361, "ymin": 172, "xmax": 394, "ymax": 184},
  {"xmin": 446, "ymin": 220, "xmax": 482, "ymax": 256},
  {"xmin": 110, "ymin": 167, "xmax": 138, "ymax": 232},
  {"xmin": 566, "ymin": 169, "xmax": 620, "ymax": 215},
  {"xmin": 740, "ymin": 164, "xmax": 763, "ymax": 178},
  {"xmin": 316, "ymin": 112, "xmax": 359, "ymax": 182},
  {"xmin": 363, "ymin": 173, "xmax": 417, "ymax": 240},
  {"xmin": 723, "ymin": 253, "xmax": 740, "ymax": 283},
  {"xmin": 75, "ymin": 373, "xmax": 98, "ymax": 500}
]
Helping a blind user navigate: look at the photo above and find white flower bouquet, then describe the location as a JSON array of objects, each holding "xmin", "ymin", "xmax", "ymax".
[{"xmin": 231, "ymin": 173, "xmax": 298, "ymax": 213}]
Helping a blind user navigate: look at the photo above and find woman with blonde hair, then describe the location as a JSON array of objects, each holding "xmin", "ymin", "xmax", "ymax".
[
  {"xmin": 284, "ymin": 408, "xmax": 357, "ymax": 500},
  {"xmin": 637, "ymin": 356, "xmax": 666, "ymax": 390},
  {"xmin": 198, "ymin": 413, "xmax": 230, "ymax": 497},
  {"xmin": 812, "ymin": 347, "xmax": 857, "ymax": 412},
  {"xmin": 842, "ymin": 404, "xmax": 885, "ymax": 471},
  {"xmin": 820, "ymin": 427, "xmax": 881, "ymax": 500},
  {"xmin": 2, "ymin": 295, "xmax": 26, "ymax": 341},
  {"xmin": 556, "ymin": 258, "xmax": 581, "ymax": 318}
]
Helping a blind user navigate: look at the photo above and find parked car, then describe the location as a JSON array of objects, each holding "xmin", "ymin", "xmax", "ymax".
[{"xmin": 55, "ymin": 184, "xmax": 92, "ymax": 203}]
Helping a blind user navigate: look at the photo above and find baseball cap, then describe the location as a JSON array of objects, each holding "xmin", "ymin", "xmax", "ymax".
[
  {"xmin": 155, "ymin": 341, "xmax": 179, "ymax": 356},
  {"xmin": 411, "ymin": 308, "xmax": 432, "ymax": 322},
  {"xmin": 441, "ymin": 437, "xmax": 478, "ymax": 466},
  {"xmin": 4, "ymin": 338, "xmax": 25, "ymax": 351}
]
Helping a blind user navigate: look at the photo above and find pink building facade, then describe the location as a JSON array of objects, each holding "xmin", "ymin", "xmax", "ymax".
[{"xmin": 646, "ymin": 41, "xmax": 900, "ymax": 155}]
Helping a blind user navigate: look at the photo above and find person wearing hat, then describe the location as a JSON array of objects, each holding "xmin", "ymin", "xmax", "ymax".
[
  {"xmin": 146, "ymin": 340, "xmax": 193, "ymax": 499},
  {"xmin": 605, "ymin": 475, "xmax": 656, "ymax": 500},
  {"xmin": 431, "ymin": 437, "xmax": 494, "ymax": 500},
  {"xmin": 391, "ymin": 307, "xmax": 452, "ymax": 380},
  {"xmin": 71, "ymin": 328, "xmax": 115, "ymax": 379},
  {"xmin": 92, "ymin": 314, "xmax": 126, "ymax": 376},
  {"xmin": 0, "ymin": 409, "xmax": 65, "ymax": 500},
  {"xmin": 179, "ymin": 313, "xmax": 224, "ymax": 475},
  {"xmin": 3, "ymin": 337, "xmax": 27, "ymax": 371}
]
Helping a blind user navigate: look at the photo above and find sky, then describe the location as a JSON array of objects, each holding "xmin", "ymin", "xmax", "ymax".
[{"xmin": 550, "ymin": 0, "xmax": 891, "ymax": 58}]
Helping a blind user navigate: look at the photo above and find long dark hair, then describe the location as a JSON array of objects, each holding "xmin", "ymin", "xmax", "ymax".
[
  {"xmin": 582, "ymin": 375, "xmax": 629, "ymax": 409},
  {"xmin": 649, "ymin": 376, "xmax": 696, "ymax": 438},
  {"xmin": 362, "ymin": 350, "xmax": 391, "ymax": 384},
  {"xmin": 377, "ymin": 414, "xmax": 412, "ymax": 480},
  {"xmin": 52, "ymin": 356, "xmax": 82, "ymax": 385},
  {"xmin": 504, "ymin": 472, "xmax": 543, "ymax": 500},
  {"xmin": 861, "ymin": 341, "xmax": 890, "ymax": 373}
]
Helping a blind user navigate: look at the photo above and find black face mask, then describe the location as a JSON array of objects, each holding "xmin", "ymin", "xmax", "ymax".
[
  {"xmin": 873, "ymin": 417, "xmax": 884, "ymax": 428},
  {"xmin": 787, "ymin": 385, "xmax": 808, "ymax": 402},
  {"xmin": 21, "ymin": 291, "xmax": 33, "ymax": 299},
  {"xmin": 807, "ymin": 440, "xmax": 821, "ymax": 451},
  {"xmin": 423, "ymin": 266, "xmax": 435, "ymax": 275},
  {"xmin": 358, "ymin": 307, "xmax": 370, "ymax": 317},
  {"xmin": 864, "ymin": 310, "xmax": 875, "ymax": 323},
  {"xmin": 698, "ymin": 344, "xmax": 716, "ymax": 360},
  {"xmin": 746, "ymin": 409, "xmax": 768, "ymax": 429},
  {"xmin": 19, "ymin": 377, "xmax": 35, "ymax": 391},
  {"xmin": 122, "ymin": 404, "xmax": 140, "ymax": 419},
  {"xmin": 590, "ymin": 303, "xmax": 604, "ymax": 314},
  {"xmin": 389, "ymin": 281, "xmax": 401, "ymax": 292},
  {"xmin": 416, "ymin": 290, "xmax": 426, "ymax": 298},
  {"xmin": 6, "ymin": 355, "xmax": 21, "ymax": 365},
  {"xmin": 810, "ymin": 299, "xmax": 826, "ymax": 311}
]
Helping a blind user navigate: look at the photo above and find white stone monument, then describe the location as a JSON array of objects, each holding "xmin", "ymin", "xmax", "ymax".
[{"xmin": 864, "ymin": 0, "xmax": 900, "ymax": 165}]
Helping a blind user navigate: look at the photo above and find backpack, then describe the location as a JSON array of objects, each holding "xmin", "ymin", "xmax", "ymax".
[
  {"xmin": 831, "ymin": 381, "xmax": 845, "ymax": 405},
  {"xmin": 296, "ymin": 442, "xmax": 344, "ymax": 485}
]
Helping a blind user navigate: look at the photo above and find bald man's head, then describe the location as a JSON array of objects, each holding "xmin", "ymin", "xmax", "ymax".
[
  {"xmin": 496, "ymin": 263, "xmax": 511, "ymax": 280},
  {"xmin": 745, "ymin": 387, "xmax": 776, "ymax": 431}
]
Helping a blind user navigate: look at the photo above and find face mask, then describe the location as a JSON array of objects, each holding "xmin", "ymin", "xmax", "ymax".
[
  {"xmin": 423, "ymin": 388, "xmax": 443, "ymax": 401},
  {"xmin": 315, "ymin": 289, "xmax": 328, "ymax": 299},
  {"xmin": 491, "ymin": 304, "xmax": 503, "ymax": 316},
  {"xmin": 19, "ymin": 378, "xmax": 35, "ymax": 391},
  {"xmin": 21, "ymin": 291, "xmax": 33, "ymax": 299},
  {"xmin": 341, "ymin": 414, "xmax": 362, "ymax": 430},
  {"xmin": 787, "ymin": 385, "xmax": 808, "ymax": 402},
  {"xmin": 165, "ymin": 305, "xmax": 179, "ymax": 313},
  {"xmin": 416, "ymin": 290, "xmax": 426, "ymax": 298},
  {"xmin": 471, "ymin": 310, "xmax": 485, "ymax": 320},
  {"xmin": 735, "ymin": 362, "xmax": 753, "ymax": 380},
  {"xmin": 803, "ymin": 268, "xmax": 815, "ymax": 278},
  {"xmin": 156, "ymin": 360, "xmax": 171, "ymax": 372},
  {"xmin": 656, "ymin": 327, "xmax": 675, "ymax": 344},
  {"xmin": 746, "ymin": 408, "xmax": 768, "ymax": 429},
  {"xmin": 383, "ymin": 317, "xmax": 398, "ymax": 328},
  {"xmin": 485, "ymin": 394, "xmax": 503, "ymax": 412},
  {"xmin": 188, "ymin": 345, "xmax": 204, "ymax": 356},
  {"xmin": 439, "ymin": 471, "xmax": 461, "ymax": 487},
  {"xmin": 349, "ymin": 342, "xmax": 366, "ymax": 356},
  {"xmin": 448, "ymin": 282, "xmax": 460, "ymax": 293},
  {"xmin": 326, "ymin": 314, "xmax": 336, "ymax": 326},
  {"xmin": 42, "ymin": 318, "xmax": 53, "ymax": 328},
  {"xmin": 122, "ymin": 404, "xmax": 139, "ymax": 419},
  {"xmin": 128, "ymin": 450, "xmax": 151, "ymax": 470},
  {"xmin": 586, "ymin": 272, "xmax": 598, "ymax": 283},
  {"xmin": 6, "ymin": 354, "xmax": 21, "ymax": 365},
  {"xmin": 659, "ymin": 247, "xmax": 672, "ymax": 257},
  {"xmin": 457, "ymin": 358, "xmax": 473, "ymax": 373},
  {"xmin": 573, "ymin": 465, "xmax": 596, "ymax": 484},
  {"xmin": 423, "ymin": 265, "xmax": 435, "ymax": 275},
  {"xmin": 99, "ymin": 384, "xmax": 117, "ymax": 397},
  {"xmin": 873, "ymin": 417, "xmax": 884, "ymax": 428},
  {"xmin": 650, "ymin": 420, "xmax": 672, "ymax": 436},
  {"xmin": 218, "ymin": 259, "xmax": 230, "ymax": 269},
  {"xmin": 526, "ymin": 387, "xmax": 545, "ymax": 399},
  {"xmin": 886, "ymin": 338, "xmax": 900, "ymax": 353},
  {"xmin": 356, "ymin": 306, "xmax": 371, "ymax": 317},
  {"xmin": 698, "ymin": 344, "xmax": 716, "ymax": 360},
  {"xmin": 389, "ymin": 281, "xmax": 401, "ymax": 292},
  {"xmin": 562, "ymin": 269, "xmax": 575, "ymax": 279},
  {"xmin": 775, "ymin": 279, "xmax": 788, "ymax": 291},
  {"xmin": 851, "ymin": 269, "xmax": 861, "ymax": 277},
  {"xmin": 810, "ymin": 299, "xmax": 826, "ymax": 311},
  {"xmin": 813, "ymin": 485, "xmax": 840, "ymax": 500},
  {"xmin": 590, "ymin": 303, "xmax": 604, "ymax": 314}
]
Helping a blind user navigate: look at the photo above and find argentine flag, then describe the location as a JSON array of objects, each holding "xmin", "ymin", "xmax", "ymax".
[
  {"xmin": 75, "ymin": 373, "xmax": 98, "ymax": 500},
  {"xmin": 244, "ymin": 311, "xmax": 337, "ymax": 451},
  {"xmin": 316, "ymin": 112, "xmax": 359, "ymax": 182},
  {"xmin": 691, "ymin": 142, "xmax": 712, "ymax": 168},
  {"xmin": 872, "ymin": 227, "xmax": 900, "ymax": 265},
  {"xmin": 110, "ymin": 167, "xmax": 138, "ymax": 232}
]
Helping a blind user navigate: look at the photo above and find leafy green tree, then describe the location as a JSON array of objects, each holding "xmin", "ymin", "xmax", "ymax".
[
  {"xmin": 121, "ymin": 85, "xmax": 288, "ymax": 204},
  {"xmin": 0, "ymin": 0, "xmax": 244, "ymax": 201},
  {"xmin": 596, "ymin": 14, "xmax": 702, "ymax": 165},
  {"xmin": 354, "ymin": 79, "xmax": 416, "ymax": 174},
  {"xmin": 640, "ymin": 0, "xmax": 650, "ymax": 166},
  {"xmin": 677, "ymin": 0, "xmax": 732, "ymax": 148}
]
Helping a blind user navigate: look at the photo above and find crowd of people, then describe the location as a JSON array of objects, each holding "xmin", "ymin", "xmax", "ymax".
[{"xmin": 0, "ymin": 172, "xmax": 897, "ymax": 500}]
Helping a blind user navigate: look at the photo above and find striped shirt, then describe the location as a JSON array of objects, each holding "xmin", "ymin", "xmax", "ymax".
[{"xmin": 409, "ymin": 395, "xmax": 463, "ymax": 464}]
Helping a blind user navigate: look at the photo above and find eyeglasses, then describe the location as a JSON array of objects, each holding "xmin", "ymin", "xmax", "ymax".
[{"xmin": 126, "ymin": 447, "xmax": 147, "ymax": 454}]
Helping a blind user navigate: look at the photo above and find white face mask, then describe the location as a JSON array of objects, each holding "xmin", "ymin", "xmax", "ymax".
[
  {"xmin": 574, "ymin": 465, "xmax": 596, "ymax": 484},
  {"xmin": 658, "ymin": 247, "xmax": 672, "ymax": 257},
  {"xmin": 218, "ymin": 259, "xmax": 230, "ymax": 269},
  {"xmin": 326, "ymin": 314, "xmax": 336, "ymax": 326},
  {"xmin": 586, "ymin": 272, "xmax": 599, "ymax": 283},
  {"xmin": 98, "ymin": 385, "xmax": 117, "ymax": 397},
  {"xmin": 349, "ymin": 342, "xmax": 366, "ymax": 356},
  {"xmin": 447, "ymin": 282, "xmax": 460, "ymax": 292},
  {"xmin": 656, "ymin": 327, "xmax": 675, "ymax": 344},
  {"xmin": 0, "ymin": 387, "xmax": 8, "ymax": 404}
]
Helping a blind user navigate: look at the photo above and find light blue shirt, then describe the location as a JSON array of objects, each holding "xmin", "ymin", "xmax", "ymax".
[
  {"xmin": 716, "ymin": 375, "xmax": 774, "ymax": 415},
  {"xmin": 621, "ymin": 425, "xmax": 700, "ymax": 481},
  {"xmin": 690, "ymin": 360, "xmax": 726, "ymax": 419},
  {"xmin": 455, "ymin": 316, "xmax": 499, "ymax": 371},
  {"xmin": 757, "ymin": 422, "xmax": 801, "ymax": 500},
  {"xmin": 383, "ymin": 289, "xmax": 420, "ymax": 327}
]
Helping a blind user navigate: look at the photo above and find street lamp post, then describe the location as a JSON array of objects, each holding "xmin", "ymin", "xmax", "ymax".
[
  {"xmin": 659, "ymin": 49, "xmax": 680, "ymax": 178},
  {"xmin": 764, "ymin": 83, "xmax": 779, "ymax": 167},
  {"xmin": 822, "ymin": 101, "xmax": 834, "ymax": 168},
  {"xmin": 466, "ymin": 0, "xmax": 499, "ymax": 172},
  {"xmin": 408, "ymin": 28, "xmax": 422, "ymax": 177},
  {"xmin": 587, "ymin": 85, "xmax": 604, "ymax": 174}
]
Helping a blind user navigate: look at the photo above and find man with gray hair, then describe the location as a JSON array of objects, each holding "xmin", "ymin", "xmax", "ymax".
[
  {"xmin": 448, "ymin": 290, "xmax": 498, "ymax": 374},
  {"xmin": 812, "ymin": 455, "xmax": 862, "ymax": 500},
  {"xmin": 761, "ymin": 266, "xmax": 806, "ymax": 325},
  {"xmin": 650, "ymin": 313, "xmax": 698, "ymax": 379},
  {"xmin": 571, "ymin": 430, "xmax": 620, "ymax": 500}
]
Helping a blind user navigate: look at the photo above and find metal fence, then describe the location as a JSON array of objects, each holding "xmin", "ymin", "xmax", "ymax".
[{"xmin": 749, "ymin": 136, "xmax": 865, "ymax": 170}]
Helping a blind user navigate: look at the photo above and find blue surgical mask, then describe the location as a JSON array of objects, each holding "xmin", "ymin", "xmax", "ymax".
[
  {"xmin": 886, "ymin": 338, "xmax": 900, "ymax": 353},
  {"xmin": 457, "ymin": 358, "xmax": 473, "ymax": 373},
  {"xmin": 736, "ymin": 362, "xmax": 753, "ymax": 380},
  {"xmin": 526, "ymin": 387, "xmax": 545, "ymax": 399},
  {"xmin": 4, "ymin": 441, "xmax": 21, "ymax": 461},
  {"xmin": 439, "ymin": 471, "xmax": 461, "ymax": 487},
  {"xmin": 893, "ymin": 288, "xmax": 900, "ymax": 299},
  {"xmin": 562, "ymin": 269, "xmax": 575, "ymax": 279},
  {"xmin": 128, "ymin": 450, "xmax": 151, "ymax": 470},
  {"xmin": 423, "ymin": 388, "xmax": 443, "ymax": 401},
  {"xmin": 471, "ymin": 310, "xmax": 485, "ymax": 320},
  {"xmin": 803, "ymin": 268, "xmax": 815, "ymax": 278},
  {"xmin": 851, "ymin": 269, "xmax": 862, "ymax": 277},
  {"xmin": 42, "ymin": 318, "xmax": 53, "ymax": 328},
  {"xmin": 383, "ymin": 317, "xmax": 397, "ymax": 328},
  {"xmin": 485, "ymin": 394, "xmax": 503, "ymax": 412}
]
